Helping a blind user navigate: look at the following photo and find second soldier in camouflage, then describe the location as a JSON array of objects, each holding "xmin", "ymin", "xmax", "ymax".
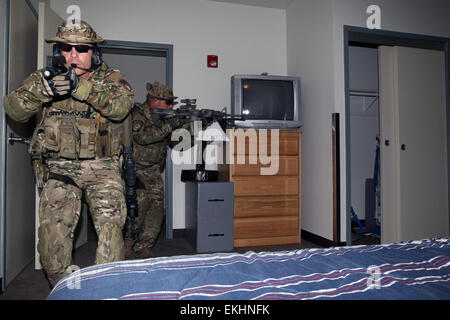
[{"xmin": 124, "ymin": 82, "xmax": 187, "ymax": 258}]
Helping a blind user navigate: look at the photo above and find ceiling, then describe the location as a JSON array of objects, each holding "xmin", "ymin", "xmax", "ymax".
[{"xmin": 208, "ymin": 0, "xmax": 293, "ymax": 10}]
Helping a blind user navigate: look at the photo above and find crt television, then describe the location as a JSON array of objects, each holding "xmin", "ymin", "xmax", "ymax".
[{"xmin": 231, "ymin": 74, "xmax": 302, "ymax": 129}]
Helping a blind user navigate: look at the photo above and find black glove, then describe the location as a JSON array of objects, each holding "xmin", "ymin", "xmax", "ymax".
[{"xmin": 47, "ymin": 67, "xmax": 78, "ymax": 96}]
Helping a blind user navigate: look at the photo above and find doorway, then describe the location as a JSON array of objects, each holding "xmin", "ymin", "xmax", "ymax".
[
  {"xmin": 348, "ymin": 44, "xmax": 381, "ymax": 245},
  {"xmin": 344, "ymin": 26, "xmax": 450, "ymax": 246},
  {"xmin": 100, "ymin": 40, "xmax": 173, "ymax": 101}
]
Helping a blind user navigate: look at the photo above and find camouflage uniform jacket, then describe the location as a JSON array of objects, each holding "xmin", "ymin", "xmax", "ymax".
[
  {"xmin": 3, "ymin": 62, "xmax": 134, "ymax": 160},
  {"xmin": 131, "ymin": 103, "xmax": 186, "ymax": 170}
]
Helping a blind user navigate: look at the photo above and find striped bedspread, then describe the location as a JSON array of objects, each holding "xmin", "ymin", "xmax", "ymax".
[{"xmin": 47, "ymin": 237, "xmax": 450, "ymax": 300}]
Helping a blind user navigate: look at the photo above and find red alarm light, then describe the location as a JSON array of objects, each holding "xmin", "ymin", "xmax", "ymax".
[{"xmin": 207, "ymin": 55, "xmax": 218, "ymax": 68}]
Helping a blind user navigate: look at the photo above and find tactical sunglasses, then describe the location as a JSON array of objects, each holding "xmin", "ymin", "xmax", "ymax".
[
  {"xmin": 157, "ymin": 99, "xmax": 174, "ymax": 105},
  {"xmin": 58, "ymin": 43, "xmax": 93, "ymax": 53}
]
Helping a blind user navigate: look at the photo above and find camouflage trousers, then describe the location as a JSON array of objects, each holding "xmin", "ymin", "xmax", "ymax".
[
  {"xmin": 37, "ymin": 158, "xmax": 127, "ymax": 287},
  {"xmin": 124, "ymin": 164, "xmax": 164, "ymax": 254}
]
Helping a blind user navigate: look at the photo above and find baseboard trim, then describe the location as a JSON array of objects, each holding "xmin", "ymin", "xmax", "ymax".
[
  {"xmin": 173, "ymin": 228, "xmax": 188, "ymax": 238},
  {"xmin": 174, "ymin": 228, "xmax": 347, "ymax": 248},
  {"xmin": 301, "ymin": 229, "xmax": 345, "ymax": 247}
]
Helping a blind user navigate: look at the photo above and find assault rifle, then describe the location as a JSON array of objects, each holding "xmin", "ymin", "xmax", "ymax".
[
  {"xmin": 149, "ymin": 99, "xmax": 244, "ymax": 130},
  {"xmin": 150, "ymin": 99, "xmax": 245, "ymax": 182},
  {"xmin": 122, "ymin": 116, "xmax": 138, "ymax": 237}
]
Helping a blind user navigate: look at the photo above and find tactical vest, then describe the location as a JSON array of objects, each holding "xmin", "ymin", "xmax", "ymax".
[
  {"xmin": 30, "ymin": 97, "xmax": 125, "ymax": 160},
  {"xmin": 134, "ymin": 139, "xmax": 168, "ymax": 169}
]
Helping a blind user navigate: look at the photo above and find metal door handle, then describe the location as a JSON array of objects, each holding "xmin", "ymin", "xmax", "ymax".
[
  {"xmin": 8, "ymin": 133, "xmax": 30, "ymax": 145},
  {"xmin": 401, "ymin": 144, "xmax": 406, "ymax": 151}
]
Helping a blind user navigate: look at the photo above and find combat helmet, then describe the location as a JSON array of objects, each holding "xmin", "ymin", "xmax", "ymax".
[
  {"xmin": 46, "ymin": 20, "xmax": 104, "ymax": 44},
  {"xmin": 146, "ymin": 82, "xmax": 178, "ymax": 105}
]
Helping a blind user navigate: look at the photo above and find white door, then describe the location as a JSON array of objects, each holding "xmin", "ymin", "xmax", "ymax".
[
  {"xmin": 379, "ymin": 46, "xmax": 448, "ymax": 243},
  {"xmin": 0, "ymin": 0, "xmax": 6, "ymax": 290},
  {"xmin": 3, "ymin": 0, "xmax": 38, "ymax": 286}
]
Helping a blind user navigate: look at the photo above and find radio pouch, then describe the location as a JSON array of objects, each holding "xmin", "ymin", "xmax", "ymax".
[
  {"xmin": 77, "ymin": 118, "xmax": 97, "ymax": 159},
  {"xmin": 43, "ymin": 116, "xmax": 61, "ymax": 152},
  {"xmin": 109, "ymin": 121, "xmax": 125, "ymax": 157},
  {"xmin": 59, "ymin": 116, "xmax": 78, "ymax": 159},
  {"xmin": 96, "ymin": 114, "xmax": 110, "ymax": 158}
]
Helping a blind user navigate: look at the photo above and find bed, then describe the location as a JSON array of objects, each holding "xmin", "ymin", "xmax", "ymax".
[{"xmin": 47, "ymin": 237, "xmax": 450, "ymax": 300}]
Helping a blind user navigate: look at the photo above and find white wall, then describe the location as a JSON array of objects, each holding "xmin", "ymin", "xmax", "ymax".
[
  {"xmin": 287, "ymin": 0, "xmax": 450, "ymax": 242},
  {"xmin": 50, "ymin": 0, "xmax": 287, "ymax": 111},
  {"xmin": 287, "ymin": 0, "xmax": 335, "ymax": 239}
]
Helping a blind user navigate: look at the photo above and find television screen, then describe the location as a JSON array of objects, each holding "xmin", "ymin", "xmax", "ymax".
[{"xmin": 241, "ymin": 79, "xmax": 294, "ymax": 120}]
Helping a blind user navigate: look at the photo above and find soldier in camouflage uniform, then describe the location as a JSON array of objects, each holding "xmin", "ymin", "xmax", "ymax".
[
  {"xmin": 124, "ymin": 82, "xmax": 187, "ymax": 259},
  {"xmin": 3, "ymin": 20, "xmax": 134, "ymax": 287}
]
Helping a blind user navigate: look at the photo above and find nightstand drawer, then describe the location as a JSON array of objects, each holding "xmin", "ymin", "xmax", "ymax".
[
  {"xmin": 234, "ymin": 216, "xmax": 299, "ymax": 239},
  {"xmin": 232, "ymin": 176, "xmax": 298, "ymax": 196},
  {"xmin": 235, "ymin": 195, "xmax": 298, "ymax": 217}
]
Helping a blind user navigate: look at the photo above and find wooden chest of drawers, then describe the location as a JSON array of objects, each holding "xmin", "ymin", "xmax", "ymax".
[{"xmin": 219, "ymin": 130, "xmax": 301, "ymax": 247}]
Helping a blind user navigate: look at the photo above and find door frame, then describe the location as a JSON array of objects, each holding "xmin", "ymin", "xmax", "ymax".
[
  {"xmin": 343, "ymin": 25, "xmax": 450, "ymax": 246},
  {"xmin": 0, "ymin": 0, "xmax": 10, "ymax": 293},
  {"xmin": 99, "ymin": 40, "xmax": 173, "ymax": 90}
]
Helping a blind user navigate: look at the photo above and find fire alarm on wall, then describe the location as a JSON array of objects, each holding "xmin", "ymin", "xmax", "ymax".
[{"xmin": 207, "ymin": 55, "xmax": 218, "ymax": 68}]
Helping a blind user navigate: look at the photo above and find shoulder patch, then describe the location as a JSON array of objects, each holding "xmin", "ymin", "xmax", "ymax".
[{"xmin": 119, "ymin": 79, "xmax": 133, "ymax": 92}]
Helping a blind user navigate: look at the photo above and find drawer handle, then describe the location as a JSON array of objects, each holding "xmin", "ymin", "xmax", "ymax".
[
  {"xmin": 208, "ymin": 233, "xmax": 225, "ymax": 237},
  {"xmin": 208, "ymin": 199, "xmax": 225, "ymax": 202}
]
